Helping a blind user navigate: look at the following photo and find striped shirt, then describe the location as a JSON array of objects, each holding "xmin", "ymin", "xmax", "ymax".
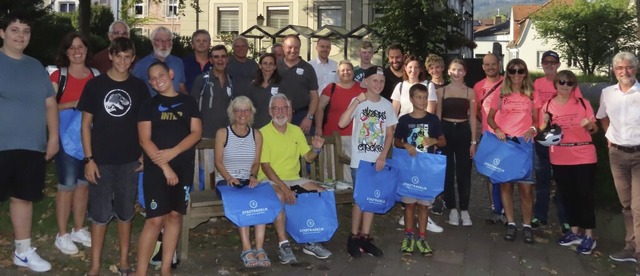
[{"xmin": 216, "ymin": 126, "xmax": 256, "ymax": 182}]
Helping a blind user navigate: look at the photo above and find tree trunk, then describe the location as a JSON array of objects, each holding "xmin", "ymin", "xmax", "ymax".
[
  {"xmin": 636, "ymin": 0, "xmax": 640, "ymax": 38},
  {"xmin": 78, "ymin": 0, "xmax": 91, "ymax": 37}
]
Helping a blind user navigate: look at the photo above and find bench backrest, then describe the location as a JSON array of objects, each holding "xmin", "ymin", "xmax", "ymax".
[{"xmin": 192, "ymin": 138, "xmax": 214, "ymax": 192}]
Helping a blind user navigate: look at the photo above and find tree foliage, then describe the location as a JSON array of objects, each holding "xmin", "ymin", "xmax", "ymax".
[{"xmin": 533, "ymin": 0, "xmax": 637, "ymax": 75}]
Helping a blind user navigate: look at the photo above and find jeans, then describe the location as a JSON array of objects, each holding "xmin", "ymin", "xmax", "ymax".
[
  {"xmin": 533, "ymin": 143, "xmax": 567, "ymax": 223},
  {"xmin": 442, "ymin": 121, "xmax": 471, "ymax": 210}
]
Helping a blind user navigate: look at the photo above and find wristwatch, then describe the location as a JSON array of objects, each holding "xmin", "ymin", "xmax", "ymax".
[
  {"xmin": 83, "ymin": 156, "xmax": 94, "ymax": 164},
  {"xmin": 307, "ymin": 114, "xmax": 315, "ymax": 120}
]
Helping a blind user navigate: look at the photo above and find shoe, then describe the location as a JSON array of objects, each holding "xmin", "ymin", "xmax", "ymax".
[
  {"xmin": 278, "ymin": 242, "xmax": 297, "ymax": 264},
  {"xmin": 523, "ymin": 226, "xmax": 534, "ymax": 244},
  {"xmin": 504, "ymin": 224, "xmax": 517, "ymax": 241},
  {"xmin": 150, "ymin": 241, "xmax": 162, "ymax": 266},
  {"xmin": 70, "ymin": 227, "xmax": 92, "ymax": 247},
  {"xmin": 415, "ymin": 239, "xmax": 433, "ymax": 256},
  {"xmin": 347, "ymin": 234, "xmax": 362, "ymax": 258},
  {"xmin": 610, "ymin": 248, "xmax": 637, "ymax": 263},
  {"xmin": 55, "ymin": 233, "xmax": 79, "ymax": 255},
  {"xmin": 530, "ymin": 217, "xmax": 547, "ymax": 229},
  {"xmin": 431, "ymin": 199, "xmax": 445, "ymax": 215},
  {"xmin": 557, "ymin": 232, "xmax": 583, "ymax": 246},
  {"xmin": 561, "ymin": 223, "xmax": 571, "ymax": 234},
  {"xmin": 401, "ymin": 237, "xmax": 414, "ymax": 255},
  {"xmin": 13, "ymin": 248, "xmax": 52, "ymax": 272},
  {"xmin": 577, "ymin": 236, "xmax": 597, "ymax": 255},
  {"xmin": 240, "ymin": 249, "xmax": 259, "ymax": 268},
  {"xmin": 448, "ymin": 209, "xmax": 460, "ymax": 226},
  {"xmin": 460, "ymin": 210, "xmax": 472, "ymax": 226},
  {"xmin": 303, "ymin": 242, "xmax": 332, "ymax": 259},
  {"xmin": 359, "ymin": 236, "xmax": 383, "ymax": 257},
  {"xmin": 398, "ymin": 215, "xmax": 405, "ymax": 226},
  {"xmin": 427, "ymin": 217, "xmax": 443, "ymax": 233}
]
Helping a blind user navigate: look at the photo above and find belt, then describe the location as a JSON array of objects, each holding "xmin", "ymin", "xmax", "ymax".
[
  {"xmin": 557, "ymin": 142, "xmax": 593, "ymax": 147},
  {"xmin": 611, "ymin": 143, "xmax": 640, "ymax": 153}
]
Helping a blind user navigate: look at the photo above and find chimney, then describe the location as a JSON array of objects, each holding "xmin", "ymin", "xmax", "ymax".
[{"xmin": 494, "ymin": 16, "xmax": 502, "ymax": 25}]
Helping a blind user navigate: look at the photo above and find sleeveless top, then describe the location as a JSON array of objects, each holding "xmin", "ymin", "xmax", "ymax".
[
  {"xmin": 441, "ymin": 86, "xmax": 471, "ymax": 120},
  {"xmin": 216, "ymin": 126, "xmax": 256, "ymax": 182}
]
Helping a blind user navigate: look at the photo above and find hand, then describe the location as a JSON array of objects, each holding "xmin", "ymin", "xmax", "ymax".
[
  {"xmin": 249, "ymin": 176, "xmax": 258, "ymax": 188},
  {"xmin": 469, "ymin": 144, "xmax": 476, "ymax": 159},
  {"xmin": 495, "ymin": 128, "xmax": 506, "ymax": 141},
  {"xmin": 85, "ymin": 160, "xmax": 100, "ymax": 184},
  {"xmin": 523, "ymin": 129, "xmax": 536, "ymax": 143},
  {"xmin": 405, "ymin": 144, "xmax": 417, "ymax": 157},
  {"xmin": 315, "ymin": 127, "xmax": 323, "ymax": 136},
  {"xmin": 375, "ymin": 157, "xmax": 386, "ymax": 172},
  {"xmin": 135, "ymin": 159, "xmax": 144, "ymax": 173},
  {"xmin": 162, "ymin": 167, "xmax": 179, "ymax": 186},
  {"xmin": 281, "ymin": 186, "xmax": 297, "ymax": 204},
  {"xmin": 151, "ymin": 148, "xmax": 178, "ymax": 165},
  {"xmin": 300, "ymin": 117, "xmax": 312, "ymax": 134},
  {"xmin": 311, "ymin": 135, "xmax": 325, "ymax": 149},
  {"xmin": 45, "ymin": 139, "xmax": 59, "ymax": 161},
  {"xmin": 226, "ymin": 178, "xmax": 240, "ymax": 186},
  {"xmin": 422, "ymin": 137, "xmax": 438, "ymax": 148}
]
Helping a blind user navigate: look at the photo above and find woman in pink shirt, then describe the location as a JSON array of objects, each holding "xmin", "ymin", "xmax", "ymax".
[
  {"xmin": 487, "ymin": 58, "xmax": 538, "ymax": 244},
  {"xmin": 539, "ymin": 70, "xmax": 599, "ymax": 254}
]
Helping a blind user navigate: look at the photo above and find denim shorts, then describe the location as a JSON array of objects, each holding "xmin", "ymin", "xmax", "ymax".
[
  {"xmin": 55, "ymin": 150, "xmax": 87, "ymax": 191},
  {"xmin": 88, "ymin": 161, "xmax": 138, "ymax": 224}
]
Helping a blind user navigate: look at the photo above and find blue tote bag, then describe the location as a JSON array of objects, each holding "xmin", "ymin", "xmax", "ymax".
[
  {"xmin": 284, "ymin": 191, "xmax": 338, "ymax": 243},
  {"xmin": 217, "ymin": 183, "xmax": 283, "ymax": 227},
  {"xmin": 474, "ymin": 131, "xmax": 533, "ymax": 184},
  {"xmin": 392, "ymin": 148, "xmax": 446, "ymax": 200},
  {"xmin": 353, "ymin": 160, "xmax": 398, "ymax": 214},
  {"xmin": 59, "ymin": 109, "xmax": 84, "ymax": 160}
]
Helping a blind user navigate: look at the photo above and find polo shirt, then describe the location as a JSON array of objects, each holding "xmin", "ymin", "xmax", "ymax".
[
  {"xmin": 259, "ymin": 122, "xmax": 310, "ymax": 180},
  {"xmin": 596, "ymin": 81, "xmax": 640, "ymax": 146},
  {"xmin": 310, "ymin": 57, "xmax": 337, "ymax": 93},
  {"xmin": 277, "ymin": 58, "xmax": 319, "ymax": 111},
  {"xmin": 132, "ymin": 54, "xmax": 186, "ymax": 96},
  {"xmin": 182, "ymin": 54, "xmax": 212, "ymax": 92}
]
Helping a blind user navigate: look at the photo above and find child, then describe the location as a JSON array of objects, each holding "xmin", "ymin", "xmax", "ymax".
[
  {"xmin": 338, "ymin": 66, "xmax": 398, "ymax": 258},
  {"xmin": 77, "ymin": 37, "xmax": 150, "ymax": 276},
  {"xmin": 394, "ymin": 84, "xmax": 446, "ymax": 256},
  {"xmin": 135, "ymin": 61, "xmax": 202, "ymax": 275}
]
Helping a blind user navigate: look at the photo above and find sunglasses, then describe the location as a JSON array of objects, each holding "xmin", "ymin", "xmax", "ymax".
[
  {"xmin": 557, "ymin": 80, "xmax": 575, "ymax": 87},
  {"xmin": 507, "ymin": 68, "xmax": 526, "ymax": 75}
]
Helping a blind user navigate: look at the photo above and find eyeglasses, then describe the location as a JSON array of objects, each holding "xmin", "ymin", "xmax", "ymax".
[
  {"xmin": 270, "ymin": 106, "xmax": 289, "ymax": 112},
  {"xmin": 614, "ymin": 66, "xmax": 635, "ymax": 71},
  {"xmin": 234, "ymin": 109, "xmax": 250, "ymax": 113},
  {"xmin": 541, "ymin": 61, "xmax": 558, "ymax": 65},
  {"xmin": 507, "ymin": 68, "xmax": 526, "ymax": 75},
  {"xmin": 557, "ymin": 80, "xmax": 575, "ymax": 87}
]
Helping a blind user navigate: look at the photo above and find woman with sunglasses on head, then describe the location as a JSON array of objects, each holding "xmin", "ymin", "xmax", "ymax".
[
  {"xmin": 487, "ymin": 58, "xmax": 539, "ymax": 244},
  {"xmin": 538, "ymin": 70, "xmax": 599, "ymax": 254}
]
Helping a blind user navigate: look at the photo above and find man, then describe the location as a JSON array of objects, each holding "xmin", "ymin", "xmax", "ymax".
[
  {"xmin": 597, "ymin": 52, "xmax": 640, "ymax": 265},
  {"xmin": 310, "ymin": 37, "xmax": 337, "ymax": 93},
  {"xmin": 93, "ymin": 21, "xmax": 131, "ymax": 74},
  {"xmin": 272, "ymin": 43, "xmax": 285, "ymax": 60},
  {"xmin": 353, "ymin": 41, "xmax": 375, "ymax": 83},
  {"xmin": 226, "ymin": 36, "xmax": 258, "ymax": 92},
  {"xmin": 0, "ymin": 12, "xmax": 58, "ymax": 273},
  {"xmin": 183, "ymin": 29, "xmax": 212, "ymax": 92},
  {"xmin": 259, "ymin": 93, "xmax": 332, "ymax": 264},
  {"xmin": 277, "ymin": 34, "xmax": 319, "ymax": 134},
  {"xmin": 381, "ymin": 44, "xmax": 404, "ymax": 101},
  {"xmin": 132, "ymin": 26, "xmax": 187, "ymax": 95}
]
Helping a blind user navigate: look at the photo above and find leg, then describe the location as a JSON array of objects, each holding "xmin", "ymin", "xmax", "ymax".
[
  {"xmin": 500, "ymin": 183, "xmax": 515, "ymax": 223},
  {"xmin": 55, "ymin": 190, "xmax": 73, "ymax": 236},
  {"xmin": 136, "ymin": 216, "xmax": 165, "ymax": 276},
  {"xmin": 518, "ymin": 183, "xmax": 534, "ymax": 225},
  {"xmin": 417, "ymin": 204, "xmax": 428, "ymax": 236},
  {"xmin": 72, "ymin": 184, "xmax": 89, "ymax": 231},
  {"xmin": 533, "ymin": 143, "xmax": 552, "ymax": 223},
  {"xmin": 11, "ymin": 197, "xmax": 33, "ymax": 241},
  {"xmin": 609, "ymin": 149, "xmax": 635, "ymax": 251},
  {"xmin": 238, "ymin": 226, "xmax": 252, "ymax": 251},
  {"xmin": 88, "ymin": 224, "xmax": 107, "ymax": 275},
  {"xmin": 404, "ymin": 203, "xmax": 415, "ymax": 232},
  {"xmin": 160, "ymin": 212, "xmax": 182, "ymax": 275},
  {"xmin": 351, "ymin": 204, "xmax": 363, "ymax": 235},
  {"xmin": 456, "ymin": 124, "xmax": 472, "ymax": 211},
  {"xmin": 117, "ymin": 220, "xmax": 132, "ymax": 271}
]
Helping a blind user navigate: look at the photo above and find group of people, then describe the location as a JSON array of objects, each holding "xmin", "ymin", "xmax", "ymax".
[{"xmin": 2, "ymin": 11, "xmax": 640, "ymax": 275}]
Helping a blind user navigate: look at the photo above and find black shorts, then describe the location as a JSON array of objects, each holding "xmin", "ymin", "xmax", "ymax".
[
  {"xmin": 142, "ymin": 162, "xmax": 193, "ymax": 218},
  {"xmin": 0, "ymin": 150, "xmax": 46, "ymax": 202}
]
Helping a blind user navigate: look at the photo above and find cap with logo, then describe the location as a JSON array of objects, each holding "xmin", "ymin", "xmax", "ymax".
[{"xmin": 541, "ymin": 50, "xmax": 560, "ymax": 62}]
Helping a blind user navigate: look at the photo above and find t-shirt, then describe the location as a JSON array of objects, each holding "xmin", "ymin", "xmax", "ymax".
[
  {"xmin": 138, "ymin": 93, "xmax": 201, "ymax": 165},
  {"xmin": 277, "ymin": 58, "xmax": 318, "ymax": 111},
  {"xmin": 390, "ymin": 80, "xmax": 437, "ymax": 117},
  {"xmin": 190, "ymin": 70, "xmax": 234, "ymax": 139},
  {"xmin": 310, "ymin": 58, "xmax": 337, "ymax": 93},
  {"xmin": 353, "ymin": 65, "xmax": 371, "ymax": 83},
  {"xmin": 473, "ymin": 77, "xmax": 503, "ymax": 133},
  {"xmin": 77, "ymin": 74, "xmax": 150, "ymax": 164},
  {"xmin": 381, "ymin": 67, "xmax": 403, "ymax": 101},
  {"xmin": 259, "ymin": 122, "xmax": 310, "ymax": 181},
  {"xmin": 50, "ymin": 69, "xmax": 96, "ymax": 104},
  {"xmin": 321, "ymin": 82, "xmax": 365, "ymax": 136},
  {"xmin": 182, "ymin": 54, "xmax": 212, "ymax": 93},
  {"xmin": 490, "ymin": 92, "xmax": 539, "ymax": 137},
  {"xmin": 533, "ymin": 77, "xmax": 583, "ymax": 107},
  {"xmin": 132, "ymin": 54, "xmax": 186, "ymax": 96},
  {"xmin": 349, "ymin": 97, "xmax": 398, "ymax": 168},
  {"xmin": 240, "ymin": 83, "xmax": 280, "ymax": 129},
  {"xmin": 542, "ymin": 97, "xmax": 596, "ymax": 165},
  {"xmin": 394, "ymin": 113, "xmax": 443, "ymax": 153},
  {"xmin": 227, "ymin": 56, "xmax": 258, "ymax": 94},
  {"xmin": 0, "ymin": 52, "xmax": 56, "ymax": 152}
]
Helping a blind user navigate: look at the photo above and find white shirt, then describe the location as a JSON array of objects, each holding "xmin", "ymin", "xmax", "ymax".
[
  {"xmin": 310, "ymin": 57, "xmax": 337, "ymax": 93},
  {"xmin": 596, "ymin": 80, "xmax": 640, "ymax": 146},
  {"xmin": 390, "ymin": 80, "xmax": 438, "ymax": 117}
]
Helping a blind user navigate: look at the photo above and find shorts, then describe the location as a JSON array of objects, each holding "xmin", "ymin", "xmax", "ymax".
[
  {"xmin": 267, "ymin": 178, "xmax": 314, "ymax": 188},
  {"xmin": 55, "ymin": 149, "xmax": 87, "ymax": 191},
  {"xmin": 143, "ymin": 163, "xmax": 193, "ymax": 218},
  {"xmin": 0, "ymin": 150, "xmax": 46, "ymax": 202},
  {"xmin": 401, "ymin": 196, "xmax": 433, "ymax": 206},
  {"xmin": 88, "ymin": 161, "xmax": 138, "ymax": 224}
]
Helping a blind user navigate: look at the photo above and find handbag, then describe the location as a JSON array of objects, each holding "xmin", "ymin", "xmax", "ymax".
[
  {"xmin": 353, "ymin": 160, "xmax": 398, "ymax": 214},
  {"xmin": 284, "ymin": 191, "xmax": 338, "ymax": 243},
  {"xmin": 217, "ymin": 183, "xmax": 283, "ymax": 227},
  {"xmin": 392, "ymin": 148, "xmax": 446, "ymax": 200},
  {"xmin": 474, "ymin": 131, "xmax": 533, "ymax": 184},
  {"xmin": 59, "ymin": 109, "xmax": 84, "ymax": 160}
]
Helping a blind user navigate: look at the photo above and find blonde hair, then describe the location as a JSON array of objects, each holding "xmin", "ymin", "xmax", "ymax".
[
  {"xmin": 425, "ymin": 54, "xmax": 444, "ymax": 69},
  {"xmin": 501, "ymin": 58, "xmax": 534, "ymax": 98},
  {"xmin": 227, "ymin": 96, "xmax": 256, "ymax": 126}
]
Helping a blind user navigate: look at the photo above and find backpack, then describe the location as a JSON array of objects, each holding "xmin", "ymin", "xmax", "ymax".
[
  {"xmin": 198, "ymin": 71, "xmax": 233, "ymax": 111},
  {"xmin": 322, "ymin": 83, "xmax": 337, "ymax": 127},
  {"xmin": 55, "ymin": 67, "xmax": 100, "ymax": 103}
]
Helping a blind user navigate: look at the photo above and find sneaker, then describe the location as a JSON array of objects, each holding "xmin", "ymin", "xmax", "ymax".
[
  {"xmin": 415, "ymin": 239, "xmax": 433, "ymax": 256},
  {"xmin": 401, "ymin": 237, "xmax": 414, "ymax": 255},
  {"xmin": 427, "ymin": 217, "xmax": 443, "ymax": 233},
  {"xmin": 278, "ymin": 242, "xmax": 297, "ymax": 264},
  {"xmin": 610, "ymin": 248, "xmax": 637, "ymax": 263},
  {"xmin": 398, "ymin": 215, "xmax": 405, "ymax": 226},
  {"xmin": 530, "ymin": 217, "xmax": 547, "ymax": 229},
  {"xmin": 13, "ymin": 248, "xmax": 52, "ymax": 272},
  {"xmin": 523, "ymin": 226, "xmax": 534, "ymax": 244},
  {"xmin": 561, "ymin": 223, "xmax": 571, "ymax": 234},
  {"xmin": 431, "ymin": 199, "xmax": 445, "ymax": 215},
  {"xmin": 577, "ymin": 236, "xmax": 597, "ymax": 255},
  {"xmin": 359, "ymin": 236, "xmax": 384, "ymax": 257},
  {"xmin": 70, "ymin": 227, "xmax": 92, "ymax": 247},
  {"xmin": 303, "ymin": 242, "xmax": 332, "ymax": 259},
  {"xmin": 55, "ymin": 233, "xmax": 79, "ymax": 255},
  {"xmin": 504, "ymin": 224, "xmax": 517, "ymax": 241},
  {"xmin": 448, "ymin": 209, "xmax": 460, "ymax": 226},
  {"xmin": 150, "ymin": 241, "xmax": 162, "ymax": 266},
  {"xmin": 347, "ymin": 234, "xmax": 362, "ymax": 258},
  {"xmin": 460, "ymin": 210, "xmax": 472, "ymax": 226},
  {"xmin": 557, "ymin": 232, "xmax": 583, "ymax": 246}
]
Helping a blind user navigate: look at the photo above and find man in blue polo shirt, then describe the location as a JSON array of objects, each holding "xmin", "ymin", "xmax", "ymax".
[{"xmin": 183, "ymin": 29, "xmax": 212, "ymax": 92}]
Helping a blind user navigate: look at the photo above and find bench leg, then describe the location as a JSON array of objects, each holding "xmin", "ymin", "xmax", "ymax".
[{"xmin": 179, "ymin": 205, "xmax": 191, "ymax": 260}]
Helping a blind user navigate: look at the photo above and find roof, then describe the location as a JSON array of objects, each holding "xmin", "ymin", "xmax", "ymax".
[
  {"xmin": 474, "ymin": 21, "xmax": 510, "ymax": 37},
  {"xmin": 508, "ymin": 0, "xmax": 574, "ymax": 48}
]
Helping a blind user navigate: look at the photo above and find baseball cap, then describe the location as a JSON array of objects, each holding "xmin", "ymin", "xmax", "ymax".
[
  {"xmin": 541, "ymin": 50, "xmax": 560, "ymax": 62},
  {"xmin": 364, "ymin": 66, "xmax": 384, "ymax": 79}
]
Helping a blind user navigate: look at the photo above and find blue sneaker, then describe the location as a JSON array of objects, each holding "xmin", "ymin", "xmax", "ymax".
[
  {"xmin": 557, "ymin": 232, "xmax": 583, "ymax": 246},
  {"xmin": 577, "ymin": 236, "xmax": 597, "ymax": 255}
]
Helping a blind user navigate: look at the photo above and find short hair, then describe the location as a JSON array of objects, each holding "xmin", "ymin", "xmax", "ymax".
[
  {"xmin": 317, "ymin": 37, "xmax": 331, "ymax": 44},
  {"xmin": 425, "ymin": 54, "xmax": 444, "ymax": 69},
  {"xmin": 109, "ymin": 37, "xmax": 136, "ymax": 56},
  {"xmin": 227, "ymin": 96, "xmax": 256, "ymax": 126},
  {"xmin": 403, "ymin": 55, "xmax": 426, "ymax": 81},
  {"xmin": 338, "ymin": 60, "xmax": 354, "ymax": 70},
  {"xmin": 360, "ymin": 41, "xmax": 373, "ymax": 50},
  {"xmin": 553, "ymin": 70, "xmax": 578, "ymax": 90},
  {"xmin": 272, "ymin": 43, "xmax": 283, "ymax": 50},
  {"xmin": 108, "ymin": 21, "xmax": 130, "ymax": 34},
  {"xmin": 253, "ymin": 53, "xmax": 281, "ymax": 86},
  {"xmin": 0, "ymin": 11, "xmax": 31, "ymax": 30},
  {"xmin": 283, "ymin": 34, "xmax": 301, "ymax": 44},
  {"xmin": 210, "ymin": 44, "xmax": 227, "ymax": 54},
  {"xmin": 147, "ymin": 61, "xmax": 170, "ymax": 77},
  {"xmin": 409, "ymin": 83, "xmax": 428, "ymax": 98},
  {"xmin": 387, "ymin": 43, "xmax": 404, "ymax": 55},
  {"xmin": 502, "ymin": 58, "xmax": 534, "ymax": 98},
  {"xmin": 232, "ymin": 35, "xmax": 248, "ymax": 47},
  {"xmin": 483, "ymin": 52, "xmax": 499, "ymax": 63},
  {"xmin": 150, "ymin": 26, "xmax": 172, "ymax": 41},
  {"xmin": 191, "ymin": 29, "xmax": 210, "ymax": 42},
  {"xmin": 449, "ymin": 58, "xmax": 467, "ymax": 72},
  {"xmin": 612, "ymin": 51, "xmax": 638, "ymax": 68},
  {"xmin": 269, "ymin": 93, "xmax": 290, "ymax": 109},
  {"xmin": 55, "ymin": 32, "xmax": 92, "ymax": 67}
]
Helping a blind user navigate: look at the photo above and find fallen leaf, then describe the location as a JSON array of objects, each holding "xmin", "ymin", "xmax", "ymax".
[
  {"xmin": 109, "ymin": 264, "xmax": 118, "ymax": 273},
  {"xmin": 541, "ymin": 266, "xmax": 558, "ymax": 275}
]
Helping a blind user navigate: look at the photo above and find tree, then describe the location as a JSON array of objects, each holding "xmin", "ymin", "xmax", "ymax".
[{"xmin": 533, "ymin": 0, "xmax": 637, "ymax": 75}]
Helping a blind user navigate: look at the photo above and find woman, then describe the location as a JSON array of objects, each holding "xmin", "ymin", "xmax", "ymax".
[
  {"xmin": 314, "ymin": 60, "xmax": 363, "ymax": 136},
  {"xmin": 540, "ymin": 70, "xmax": 598, "ymax": 254},
  {"xmin": 436, "ymin": 59, "xmax": 477, "ymax": 227},
  {"xmin": 391, "ymin": 55, "xmax": 438, "ymax": 117},
  {"xmin": 51, "ymin": 32, "xmax": 97, "ymax": 255},
  {"xmin": 487, "ymin": 58, "xmax": 538, "ymax": 244},
  {"xmin": 214, "ymin": 96, "xmax": 269, "ymax": 268},
  {"xmin": 243, "ymin": 53, "xmax": 281, "ymax": 129}
]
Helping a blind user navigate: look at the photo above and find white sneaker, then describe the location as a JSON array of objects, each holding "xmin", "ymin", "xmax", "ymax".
[
  {"xmin": 398, "ymin": 215, "xmax": 405, "ymax": 226},
  {"xmin": 448, "ymin": 209, "xmax": 460, "ymax": 226},
  {"xmin": 55, "ymin": 233, "xmax": 79, "ymax": 255},
  {"xmin": 427, "ymin": 217, "xmax": 443, "ymax": 233},
  {"xmin": 14, "ymin": 247, "xmax": 52, "ymax": 272},
  {"xmin": 460, "ymin": 210, "xmax": 473, "ymax": 226},
  {"xmin": 70, "ymin": 227, "xmax": 92, "ymax": 247}
]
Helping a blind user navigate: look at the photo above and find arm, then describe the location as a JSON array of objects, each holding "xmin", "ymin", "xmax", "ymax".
[
  {"xmin": 261, "ymin": 162, "xmax": 296, "ymax": 204},
  {"xmin": 152, "ymin": 117, "xmax": 203, "ymax": 165},
  {"xmin": 81, "ymin": 112, "xmax": 99, "ymax": 183},
  {"xmin": 375, "ymin": 125, "xmax": 395, "ymax": 171},
  {"xmin": 523, "ymin": 106, "xmax": 539, "ymax": 143},
  {"xmin": 249, "ymin": 130, "xmax": 263, "ymax": 187},
  {"xmin": 338, "ymin": 93, "xmax": 366, "ymax": 128},
  {"xmin": 487, "ymin": 108, "xmax": 505, "ymax": 141},
  {"xmin": 303, "ymin": 135, "xmax": 324, "ymax": 163},
  {"xmin": 299, "ymin": 90, "xmax": 319, "ymax": 134},
  {"xmin": 392, "ymin": 100, "xmax": 401, "ymax": 116},
  {"xmin": 394, "ymin": 137, "xmax": 418, "ymax": 157},
  {"xmin": 435, "ymin": 88, "xmax": 443, "ymax": 119},
  {"xmin": 314, "ymin": 94, "xmax": 331, "ymax": 135},
  {"xmin": 45, "ymin": 96, "xmax": 60, "ymax": 160},
  {"xmin": 138, "ymin": 120, "xmax": 178, "ymax": 185},
  {"xmin": 468, "ymin": 90, "xmax": 478, "ymax": 157},
  {"xmin": 214, "ymin": 127, "xmax": 238, "ymax": 185},
  {"xmin": 427, "ymin": 82, "xmax": 437, "ymax": 114}
]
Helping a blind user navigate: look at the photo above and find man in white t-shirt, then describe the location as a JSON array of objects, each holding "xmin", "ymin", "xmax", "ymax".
[{"xmin": 310, "ymin": 37, "xmax": 337, "ymax": 94}]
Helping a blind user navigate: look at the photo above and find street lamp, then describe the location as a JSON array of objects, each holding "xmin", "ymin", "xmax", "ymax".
[{"xmin": 257, "ymin": 14, "xmax": 265, "ymax": 26}]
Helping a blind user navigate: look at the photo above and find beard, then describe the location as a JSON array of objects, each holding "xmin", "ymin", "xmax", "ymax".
[
  {"xmin": 154, "ymin": 48, "xmax": 172, "ymax": 59},
  {"xmin": 273, "ymin": 116, "xmax": 288, "ymax": 126}
]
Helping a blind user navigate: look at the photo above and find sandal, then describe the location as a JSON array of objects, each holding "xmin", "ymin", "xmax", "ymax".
[
  {"xmin": 118, "ymin": 267, "xmax": 135, "ymax": 276},
  {"xmin": 255, "ymin": 248, "xmax": 271, "ymax": 268},
  {"xmin": 240, "ymin": 249, "xmax": 259, "ymax": 268}
]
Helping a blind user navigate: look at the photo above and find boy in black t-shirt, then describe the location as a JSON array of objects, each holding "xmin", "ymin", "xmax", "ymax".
[
  {"xmin": 135, "ymin": 62, "xmax": 202, "ymax": 275},
  {"xmin": 77, "ymin": 37, "xmax": 150, "ymax": 276},
  {"xmin": 393, "ymin": 83, "xmax": 446, "ymax": 257}
]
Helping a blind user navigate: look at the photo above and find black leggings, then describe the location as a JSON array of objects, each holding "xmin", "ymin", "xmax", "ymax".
[
  {"xmin": 442, "ymin": 121, "xmax": 472, "ymax": 211},
  {"xmin": 552, "ymin": 163, "xmax": 597, "ymax": 229}
]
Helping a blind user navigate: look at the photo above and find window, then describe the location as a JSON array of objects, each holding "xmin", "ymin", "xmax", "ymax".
[
  {"xmin": 59, "ymin": 2, "xmax": 76, "ymax": 13},
  {"xmin": 135, "ymin": 1, "xmax": 144, "ymax": 16},
  {"xmin": 267, "ymin": 6, "xmax": 289, "ymax": 29},
  {"xmin": 318, "ymin": 5, "xmax": 344, "ymax": 28},
  {"xmin": 372, "ymin": 6, "xmax": 384, "ymax": 22},
  {"xmin": 93, "ymin": 0, "xmax": 110, "ymax": 5},
  {"xmin": 218, "ymin": 7, "xmax": 239, "ymax": 35},
  {"xmin": 536, "ymin": 51, "xmax": 545, "ymax": 68},
  {"xmin": 167, "ymin": 0, "xmax": 178, "ymax": 17}
]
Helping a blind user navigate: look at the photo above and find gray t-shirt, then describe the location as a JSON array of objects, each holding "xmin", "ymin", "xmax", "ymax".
[
  {"xmin": 0, "ymin": 52, "xmax": 55, "ymax": 152},
  {"xmin": 227, "ymin": 56, "xmax": 258, "ymax": 93},
  {"xmin": 190, "ymin": 70, "xmax": 234, "ymax": 139},
  {"xmin": 277, "ymin": 58, "xmax": 318, "ymax": 111}
]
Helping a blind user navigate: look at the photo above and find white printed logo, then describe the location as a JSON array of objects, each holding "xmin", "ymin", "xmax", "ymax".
[
  {"xmin": 296, "ymin": 68, "xmax": 304, "ymax": 75},
  {"xmin": 374, "ymin": 190, "xmax": 381, "ymax": 198},
  {"xmin": 306, "ymin": 219, "xmax": 315, "ymax": 228},
  {"xmin": 493, "ymin": 158, "xmax": 501, "ymax": 166},
  {"xmin": 249, "ymin": 200, "xmax": 258, "ymax": 209},
  {"xmin": 411, "ymin": 176, "xmax": 419, "ymax": 184},
  {"xmin": 103, "ymin": 89, "xmax": 131, "ymax": 117}
]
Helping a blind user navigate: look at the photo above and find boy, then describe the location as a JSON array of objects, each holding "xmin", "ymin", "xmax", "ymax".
[
  {"xmin": 393, "ymin": 84, "xmax": 446, "ymax": 256},
  {"xmin": 338, "ymin": 66, "xmax": 398, "ymax": 258},
  {"xmin": 78, "ymin": 37, "xmax": 150, "ymax": 276}
]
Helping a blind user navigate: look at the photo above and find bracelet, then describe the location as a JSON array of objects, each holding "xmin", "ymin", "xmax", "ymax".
[
  {"xmin": 249, "ymin": 174, "xmax": 257, "ymax": 178},
  {"xmin": 313, "ymin": 148, "xmax": 322, "ymax": 154},
  {"xmin": 530, "ymin": 126, "xmax": 538, "ymax": 133},
  {"xmin": 354, "ymin": 98, "xmax": 361, "ymax": 104},
  {"xmin": 470, "ymin": 141, "xmax": 477, "ymax": 145}
]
